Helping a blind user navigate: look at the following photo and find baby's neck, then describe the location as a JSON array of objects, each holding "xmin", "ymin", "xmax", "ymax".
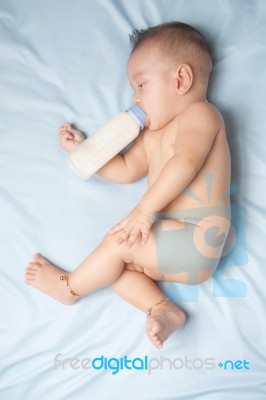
[{"xmin": 180, "ymin": 83, "xmax": 208, "ymax": 110}]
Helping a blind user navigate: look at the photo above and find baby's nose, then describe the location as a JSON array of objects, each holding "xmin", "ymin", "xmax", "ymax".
[{"xmin": 132, "ymin": 92, "xmax": 140, "ymax": 104}]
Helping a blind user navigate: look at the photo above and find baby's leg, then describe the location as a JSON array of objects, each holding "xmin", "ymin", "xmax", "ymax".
[
  {"xmin": 111, "ymin": 267, "xmax": 186, "ymax": 348},
  {"xmin": 25, "ymin": 226, "xmax": 186, "ymax": 347},
  {"xmin": 25, "ymin": 223, "xmax": 177, "ymax": 302},
  {"xmin": 25, "ymin": 254, "xmax": 78, "ymax": 305},
  {"xmin": 25, "ymin": 228, "xmax": 158, "ymax": 302},
  {"xmin": 25, "ymin": 233, "xmax": 127, "ymax": 304}
]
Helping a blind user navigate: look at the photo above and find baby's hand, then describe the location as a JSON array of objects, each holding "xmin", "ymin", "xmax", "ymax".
[
  {"xmin": 109, "ymin": 205, "xmax": 154, "ymax": 248},
  {"xmin": 58, "ymin": 123, "xmax": 85, "ymax": 152}
]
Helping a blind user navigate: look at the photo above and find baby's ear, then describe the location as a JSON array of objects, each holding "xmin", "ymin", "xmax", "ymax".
[{"xmin": 174, "ymin": 64, "xmax": 193, "ymax": 95}]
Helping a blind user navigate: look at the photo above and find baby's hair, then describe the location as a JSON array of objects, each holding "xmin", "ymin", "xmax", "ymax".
[{"xmin": 129, "ymin": 22, "xmax": 212, "ymax": 82}]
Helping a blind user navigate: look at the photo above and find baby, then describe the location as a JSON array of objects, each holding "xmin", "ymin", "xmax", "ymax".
[{"xmin": 25, "ymin": 22, "xmax": 231, "ymax": 348}]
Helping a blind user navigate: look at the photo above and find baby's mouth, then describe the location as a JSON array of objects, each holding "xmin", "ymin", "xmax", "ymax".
[{"xmin": 145, "ymin": 117, "xmax": 151, "ymax": 128}]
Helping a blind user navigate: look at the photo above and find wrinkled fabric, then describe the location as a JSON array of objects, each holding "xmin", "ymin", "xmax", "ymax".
[{"xmin": 0, "ymin": 1, "xmax": 265, "ymax": 399}]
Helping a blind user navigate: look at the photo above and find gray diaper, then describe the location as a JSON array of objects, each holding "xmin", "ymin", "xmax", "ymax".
[{"xmin": 154, "ymin": 204, "xmax": 231, "ymax": 284}]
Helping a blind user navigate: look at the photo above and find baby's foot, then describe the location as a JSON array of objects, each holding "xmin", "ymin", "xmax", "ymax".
[
  {"xmin": 24, "ymin": 254, "xmax": 80, "ymax": 305},
  {"xmin": 146, "ymin": 301, "xmax": 186, "ymax": 348}
]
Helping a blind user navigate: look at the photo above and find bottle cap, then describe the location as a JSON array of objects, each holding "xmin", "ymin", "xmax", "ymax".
[{"xmin": 126, "ymin": 105, "xmax": 146, "ymax": 130}]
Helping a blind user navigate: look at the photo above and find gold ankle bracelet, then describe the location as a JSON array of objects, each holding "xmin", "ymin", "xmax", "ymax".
[
  {"xmin": 147, "ymin": 298, "xmax": 169, "ymax": 318},
  {"xmin": 60, "ymin": 274, "xmax": 79, "ymax": 297}
]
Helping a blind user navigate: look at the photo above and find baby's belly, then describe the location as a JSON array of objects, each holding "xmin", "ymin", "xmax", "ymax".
[{"xmin": 148, "ymin": 166, "xmax": 230, "ymax": 213}]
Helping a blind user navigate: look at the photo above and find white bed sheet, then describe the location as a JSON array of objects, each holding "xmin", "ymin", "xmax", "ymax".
[{"xmin": 1, "ymin": 0, "xmax": 266, "ymax": 399}]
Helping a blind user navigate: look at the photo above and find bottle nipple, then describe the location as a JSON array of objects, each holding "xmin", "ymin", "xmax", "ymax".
[{"xmin": 126, "ymin": 105, "xmax": 146, "ymax": 129}]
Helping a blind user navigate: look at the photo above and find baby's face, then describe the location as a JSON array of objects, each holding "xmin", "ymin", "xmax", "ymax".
[{"xmin": 127, "ymin": 45, "xmax": 179, "ymax": 131}]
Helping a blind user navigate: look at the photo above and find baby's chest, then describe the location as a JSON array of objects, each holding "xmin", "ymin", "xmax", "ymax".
[{"xmin": 146, "ymin": 133, "xmax": 175, "ymax": 170}]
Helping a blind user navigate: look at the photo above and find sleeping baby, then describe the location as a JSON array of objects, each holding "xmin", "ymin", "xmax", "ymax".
[{"xmin": 25, "ymin": 22, "xmax": 231, "ymax": 349}]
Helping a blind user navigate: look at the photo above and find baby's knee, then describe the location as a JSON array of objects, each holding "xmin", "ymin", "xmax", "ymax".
[
  {"xmin": 101, "ymin": 232, "xmax": 119, "ymax": 248},
  {"xmin": 101, "ymin": 232, "xmax": 128, "ymax": 255},
  {"xmin": 101, "ymin": 232, "xmax": 135, "ymax": 264}
]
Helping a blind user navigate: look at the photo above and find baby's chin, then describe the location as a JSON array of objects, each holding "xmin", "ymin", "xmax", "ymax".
[
  {"xmin": 147, "ymin": 119, "xmax": 167, "ymax": 132},
  {"xmin": 145, "ymin": 117, "xmax": 160, "ymax": 131}
]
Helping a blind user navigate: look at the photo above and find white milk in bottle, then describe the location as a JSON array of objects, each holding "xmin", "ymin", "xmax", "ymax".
[{"xmin": 67, "ymin": 105, "xmax": 146, "ymax": 180}]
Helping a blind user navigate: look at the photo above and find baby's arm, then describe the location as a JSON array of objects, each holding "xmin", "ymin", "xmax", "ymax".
[
  {"xmin": 141, "ymin": 103, "xmax": 223, "ymax": 212},
  {"xmin": 110, "ymin": 103, "xmax": 223, "ymax": 247},
  {"xmin": 58, "ymin": 123, "xmax": 148, "ymax": 183},
  {"xmin": 97, "ymin": 132, "xmax": 148, "ymax": 183}
]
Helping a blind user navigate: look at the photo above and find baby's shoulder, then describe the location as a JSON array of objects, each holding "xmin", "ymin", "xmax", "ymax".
[{"xmin": 181, "ymin": 100, "xmax": 224, "ymax": 128}]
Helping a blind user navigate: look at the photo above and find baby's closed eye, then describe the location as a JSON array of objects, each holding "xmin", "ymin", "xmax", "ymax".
[{"xmin": 138, "ymin": 82, "xmax": 147, "ymax": 89}]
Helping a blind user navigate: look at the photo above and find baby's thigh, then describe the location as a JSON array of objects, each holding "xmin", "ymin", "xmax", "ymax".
[
  {"xmin": 125, "ymin": 219, "xmax": 186, "ymax": 281},
  {"xmin": 123, "ymin": 225, "xmax": 162, "ymax": 278},
  {"xmin": 124, "ymin": 262, "xmax": 164, "ymax": 281}
]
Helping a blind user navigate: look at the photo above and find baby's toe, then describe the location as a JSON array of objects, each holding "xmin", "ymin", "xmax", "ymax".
[
  {"xmin": 25, "ymin": 275, "xmax": 35, "ymax": 283},
  {"xmin": 33, "ymin": 253, "xmax": 48, "ymax": 265},
  {"xmin": 152, "ymin": 335, "xmax": 163, "ymax": 348},
  {"xmin": 146, "ymin": 326, "xmax": 162, "ymax": 347},
  {"xmin": 25, "ymin": 268, "xmax": 36, "ymax": 275},
  {"xmin": 24, "ymin": 261, "xmax": 41, "ymax": 280},
  {"xmin": 149, "ymin": 330, "xmax": 157, "ymax": 339},
  {"xmin": 25, "ymin": 262, "xmax": 39, "ymax": 272},
  {"xmin": 25, "ymin": 278, "xmax": 33, "ymax": 284},
  {"xmin": 33, "ymin": 253, "xmax": 42, "ymax": 261},
  {"xmin": 24, "ymin": 269, "xmax": 36, "ymax": 283},
  {"xmin": 28, "ymin": 261, "xmax": 39, "ymax": 268}
]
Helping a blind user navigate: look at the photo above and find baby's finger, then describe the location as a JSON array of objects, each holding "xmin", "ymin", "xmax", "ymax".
[
  {"xmin": 58, "ymin": 129, "xmax": 69, "ymax": 139},
  {"xmin": 117, "ymin": 229, "xmax": 131, "ymax": 245},
  {"xmin": 141, "ymin": 227, "xmax": 150, "ymax": 245},
  {"xmin": 109, "ymin": 224, "xmax": 122, "ymax": 234},
  {"xmin": 126, "ymin": 230, "xmax": 139, "ymax": 248},
  {"xmin": 58, "ymin": 124, "xmax": 67, "ymax": 133},
  {"xmin": 57, "ymin": 123, "xmax": 71, "ymax": 135},
  {"xmin": 109, "ymin": 219, "xmax": 128, "ymax": 234},
  {"xmin": 58, "ymin": 127, "xmax": 69, "ymax": 135},
  {"xmin": 61, "ymin": 132, "xmax": 74, "ymax": 142}
]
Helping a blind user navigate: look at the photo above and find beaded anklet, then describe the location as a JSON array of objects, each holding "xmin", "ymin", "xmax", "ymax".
[
  {"xmin": 60, "ymin": 274, "xmax": 79, "ymax": 297},
  {"xmin": 147, "ymin": 298, "xmax": 169, "ymax": 318}
]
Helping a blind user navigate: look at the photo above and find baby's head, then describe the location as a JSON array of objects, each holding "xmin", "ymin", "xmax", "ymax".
[
  {"xmin": 127, "ymin": 22, "xmax": 212, "ymax": 130},
  {"xmin": 129, "ymin": 22, "xmax": 212, "ymax": 86}
]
